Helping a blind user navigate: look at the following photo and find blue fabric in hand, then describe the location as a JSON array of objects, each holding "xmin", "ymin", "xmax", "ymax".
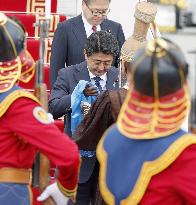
[{"xmin": 71, "ymin": 80, "xmax": 97, "ymax": 134}]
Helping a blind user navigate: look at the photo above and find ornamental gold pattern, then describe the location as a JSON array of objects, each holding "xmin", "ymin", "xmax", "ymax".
[
  {"xmin": 26, "ymin": 0, "xmax": 45, "ymax": 13},
  {"xmin": 117, "ymin": 87, "xmax": 190, "ymax": 139},
  {"xmin": 0, "ymin": 57, "xmax": 22, "ymax": 93}
]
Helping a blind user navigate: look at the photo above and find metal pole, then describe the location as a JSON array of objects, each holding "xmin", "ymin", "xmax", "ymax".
[{"xmin": 188, "ymin": 50, "xmax": 196, "ymax": 132}]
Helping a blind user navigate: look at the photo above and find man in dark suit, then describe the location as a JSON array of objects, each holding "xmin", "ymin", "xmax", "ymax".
[
  {"xmin": 50, "ymin": 0, "xmax": 125, "ymax": 88},
  {"xmin": 49, "ymin": 31, "xmax": 119, "ymax": 205}
]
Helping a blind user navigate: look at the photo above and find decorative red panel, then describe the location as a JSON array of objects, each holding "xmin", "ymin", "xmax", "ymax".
[
  {"xmin": 35, "ymin": 14, "xmax": 66, "ymax": 38},
  {"xmin": 26, "ymin": 0, "xmax": 57, "ymax": 13},
  {"xmin": 0, "ymin": 0, "xmax": 27, "ymax": 11}
]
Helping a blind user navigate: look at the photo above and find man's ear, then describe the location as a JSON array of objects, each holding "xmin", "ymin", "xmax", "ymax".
[{"xmin": 84, "ymin": 49, "xmax": 87, "ymax": 60}]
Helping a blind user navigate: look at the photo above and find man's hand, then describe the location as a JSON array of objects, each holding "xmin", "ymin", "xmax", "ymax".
[
  {"xmin": 37, "ymin": 182, "xmax": 69, "ymax": 205},
  {"xmin": 83, "ymin": 85, "xmax": 98, "ymax": 96}
]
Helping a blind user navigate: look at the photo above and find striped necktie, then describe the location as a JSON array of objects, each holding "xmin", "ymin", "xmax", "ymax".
[{"xmin": 93, "ymin": 76, "xmax": 102, "ymax": 92}]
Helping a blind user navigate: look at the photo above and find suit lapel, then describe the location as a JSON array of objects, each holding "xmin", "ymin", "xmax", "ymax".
[
  {"xmin": 101, "ymin": 19, "xmax": 111, "ymax": 33},
  {"xmin": 72, "ymin": 15, "xmax": 87, "ymax": 48},
  {"xmin": 106, "ymin": 69, "xmax": 119, "ymax": 90},
  {"xmin": 74, "ymin": 61, "xmax": 90, "ymax": 83}
]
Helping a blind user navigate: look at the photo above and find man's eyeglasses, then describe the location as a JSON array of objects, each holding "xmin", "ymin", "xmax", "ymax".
[
  {"xmin": 84, "ymin": 2, "xmax": 110, "ymax": 17},
  {"xmin": 91, "ymin": 59, "xmax": 113, "ymax": 68}
]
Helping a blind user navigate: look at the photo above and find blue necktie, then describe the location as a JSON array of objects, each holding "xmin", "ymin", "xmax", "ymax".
[{"xmin": 93, "ymin": 76, "xmax": 102, "ymax": 92}]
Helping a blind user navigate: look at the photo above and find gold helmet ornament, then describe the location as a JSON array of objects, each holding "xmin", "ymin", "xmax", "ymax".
[
  {"xmin": 118, "ymin": 38, "xmax": 190, "ymax": 139},
  {"xmin": 0, "ymin": 13, "xmax": 35, "ymax": 93}
]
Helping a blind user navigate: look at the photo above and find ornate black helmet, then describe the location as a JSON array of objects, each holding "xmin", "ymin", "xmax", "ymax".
[
  {"xmin": 117, "ymin": 38, "xmax": 190, "ymax": 139},
  {"xmin": 0, "ymin": 13, "xmax": 35, "ymax": 93},
  {"xmin": 132, "ymin": 38, "xmax": 188, "ymax": 98},
  {"xmin": 0, "ymin": 13, "xmax": 25, "ymax": 61}
]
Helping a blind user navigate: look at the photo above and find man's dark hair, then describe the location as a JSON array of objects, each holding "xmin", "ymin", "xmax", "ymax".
[
  {"xmin": 83, "ymin": 0, "xmax": 111, "ymax": 5},
  {"xmin": 85, "ymin": 30, "xmax": 119, "ymax": 58}
]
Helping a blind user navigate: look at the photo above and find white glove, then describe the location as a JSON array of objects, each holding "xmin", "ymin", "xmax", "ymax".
[{"xmin": 37, "ymin": 182, "xmax": 69, "ymax": 205}]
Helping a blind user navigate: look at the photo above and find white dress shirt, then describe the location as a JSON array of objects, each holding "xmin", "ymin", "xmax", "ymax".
[
  {"xmin": 88, "ymin": 69, "xmax": 107, "ymax": 91},
  {"xmin": 82, "ymin": 13, "xmax": 101, "ymax": 38}
]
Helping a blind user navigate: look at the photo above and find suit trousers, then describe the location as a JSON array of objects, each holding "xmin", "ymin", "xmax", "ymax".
[{"xmin": 68, "ymin": 161, "xmax": 99, "ymax": 205}]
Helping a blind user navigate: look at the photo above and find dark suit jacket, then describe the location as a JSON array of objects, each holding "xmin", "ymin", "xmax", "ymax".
[
  {"xmin": 48, "ymin": 60, "xmax": 119, "ymax": 183},
  {"xmin": 50, "ymin": 14, "xmax": 125, "ymax": 88}
]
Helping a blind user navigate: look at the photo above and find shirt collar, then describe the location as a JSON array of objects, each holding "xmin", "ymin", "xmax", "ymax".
[
  {"xmin": 82, "ymin": 12, "xmax": 101, "ymax": 34},
  {"xmin": 88, "ymin": 69, "xmax": 107, "ymax": 82}
]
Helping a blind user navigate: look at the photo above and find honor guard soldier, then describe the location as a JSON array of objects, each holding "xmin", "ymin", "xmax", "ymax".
[
  {"xmin": 0, "ymin": 13, "xmax": 80, "ymax": 205},
  {"xmin": 97, "ymin": 38, "xmax": 196, "ymax": 205}
]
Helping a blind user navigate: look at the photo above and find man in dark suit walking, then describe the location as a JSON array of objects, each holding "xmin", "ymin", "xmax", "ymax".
[
  {"xmin": 50, "ymin": 0, "xmax": 125, "ymax": 88},
  {"xmin": 49, "ymin": 31, "xmax": 119, "ymax": 205}
]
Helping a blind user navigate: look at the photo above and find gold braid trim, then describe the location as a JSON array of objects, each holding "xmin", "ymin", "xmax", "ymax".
[
  {"xmin": 0, "ymin": 57, "xmax": 22, "ymax": 93},
  {"xmin": 19, "ymin": 50, "xmax": 35, "ymax": 83},
  {"xmin": 56, "ymin": 157, "xmax": 81, "ymax": 202},
  {"xmin": 118, "ymin": 105, "xmax": 187, "ymax": 139},
  {"xmin": 120, "ymin": 122, "xmax": 182, "ymax": 138},
  {"xmin": 122, "ymin": 134, "xmax": 196, "ymax": 205},
  {"xmin": 97, "ymin": 132, "xmax": 196, "ymax": 205},
  {"xmin": 57, "ymin": 180, "xmax": 77, "ymax": 200},
  {"xmin": 117, "ymin": 86, "xmax": 190, "ymax": 139},
  {"xmin": 122, "ymin": 110, "xmax": 186, "ymax": 126},
  {"xmin": 0, "ymin": 90, "xmax": 40, "ymax": 117},
  {"xmin": 97, "ymin": 131, "xmax": 115, "ymax": 205},
  {"xmin": 125, "ymin": 101, "xmax": 187, "ymax": 119},
  {"xmin": 129, "ymin": 94, "xmax": 187, "ymax": 109}
]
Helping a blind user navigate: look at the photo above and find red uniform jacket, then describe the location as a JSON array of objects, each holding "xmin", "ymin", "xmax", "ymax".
[{"xmin": 0, "ymin": 88, "xmax": 80, "ymax": 198}]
